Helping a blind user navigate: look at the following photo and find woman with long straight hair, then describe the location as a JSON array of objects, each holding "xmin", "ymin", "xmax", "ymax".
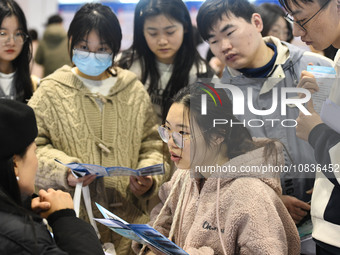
[
  {"xmin": 134, "ymin": 83, "xmax": 300, "ymax": 255},
  {"xmin": 0, "ymin": 0, "xmax": 33, "ymax": 102},
  {"xmin": 119, "ymin": 0, "xmax": 213, "ymax": 122}
]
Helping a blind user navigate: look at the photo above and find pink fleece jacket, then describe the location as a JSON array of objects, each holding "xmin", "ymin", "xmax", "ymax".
[{"xmin": 136, "ymin": 142, "xmax": 300, "ymax": 255}]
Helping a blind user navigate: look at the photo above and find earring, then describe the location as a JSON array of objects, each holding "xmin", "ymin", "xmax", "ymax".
[{"xmin": 16, "ymin": 176, "xmax": 19, "ymax": 181}]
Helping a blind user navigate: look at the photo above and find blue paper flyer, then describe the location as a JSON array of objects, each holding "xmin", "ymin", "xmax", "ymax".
[
  {"xmin": 94, "ymin": 203, "xmax": 189, "ymax": 255},
  {"xmin": 54, "ymin": 159, "xmax": 164, "ymax": 177}
]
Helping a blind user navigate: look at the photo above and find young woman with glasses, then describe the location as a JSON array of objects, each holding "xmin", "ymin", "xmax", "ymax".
[
  {"xmin": 28, "ymin": 3, "xmax": 165, "ymax": 255},
  {"xmin": 133, "ymin": 83, "xmax": 300, "ymax": 254},
  {"xmin": 0, "ymin": 0, "xmax": 33, "ymax": 102}
]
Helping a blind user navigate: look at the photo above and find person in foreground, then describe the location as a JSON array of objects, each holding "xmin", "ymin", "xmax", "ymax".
[
  {"xmin": 278, "ymin": 0, "xmax": 340, "ymax": 254},
  {"xmin": 196, "ymin": 0, "xmax": 336, "ymax": 227},
  {"xmin": 133, "ymin": 83, "xmax": 300, "ymax": 255},
  {"xmin": 28, "ymin": 4, "xmax": 164, "ymax": 254},
  {"xmin": 0, "ymin": 99, "xmax": 104, "ymax": 254}
]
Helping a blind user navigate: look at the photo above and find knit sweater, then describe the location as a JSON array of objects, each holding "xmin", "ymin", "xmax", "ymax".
[
  {"xmin": 28, "ymin": 65, "xmax": 166, "ymax": 255},
  {"xmin": 135, "ymin": 141, "xmax": 300, "ymax": 255}
]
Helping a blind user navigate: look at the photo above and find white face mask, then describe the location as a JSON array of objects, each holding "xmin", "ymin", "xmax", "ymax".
[{"xmin": 72, "ymin": 49, "xmax": 113, "ymax": 76}]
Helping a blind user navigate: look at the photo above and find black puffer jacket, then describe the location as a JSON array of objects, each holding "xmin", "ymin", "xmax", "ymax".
[{"xmin": 0, "ymin": 194, "xmax": 104, "ymax": 255}]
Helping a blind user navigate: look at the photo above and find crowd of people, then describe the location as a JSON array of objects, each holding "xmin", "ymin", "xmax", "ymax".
[{"xmin": 0, "ymin": 0, "xmax": 339, "ymax": 254}]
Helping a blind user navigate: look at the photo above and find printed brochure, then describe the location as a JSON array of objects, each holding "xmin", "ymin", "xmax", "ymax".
[
  {"xmin": 94, "ymin": 203, "xmax": 189, "ymax": 255},
  {"xmin": 55, "ymin": 159, "xmax": 164, "ymax": 177}
]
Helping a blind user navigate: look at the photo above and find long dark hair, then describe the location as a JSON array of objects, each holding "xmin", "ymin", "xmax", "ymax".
[
  {"xmin": 0, "ymin": 0, "xmax": 33, "ymax": 103},
  {"xmin": 0, "ymin": 147, "xmax": 40, "ymax": 253},
  {"xmin": 172, "ymin": 83, "xmax": 278, "ymax": 161},
  {"xmin": 68, "ymin": 3, "xmax": 122, "ymax": 76},
  {"xmin": 119, "ymin": 0, "xmax": 211, "ymax": 119},
  {"xmin": 0, "ymin": 157, "xmax": 21, "ymax": 205},
  {"xmin": 0, "ymin": 147, "xmax": 32, "ymax": 220}
]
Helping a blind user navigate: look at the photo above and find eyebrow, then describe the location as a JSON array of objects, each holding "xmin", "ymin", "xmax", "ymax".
[
  {"xmin": 220, "ymin": 24, "xmax": 234, "ymax": 33},
  {"xmin": 80, "ymin": 39, "xmax": 108, "ymax": 45},
  {"xmin": 207, "ymin": 24, "xmax": 234, "ymax": 40},
  {"xmin": 165, "ymin": 120, "xmax": 189, "ymax": 129},
  {"xmin": 146, "ymin": 25, "xmax": 177, "ymax": 31},
  {"xmin": 0, "ymin": 28, "xmax": 23, "ymax": 31}
]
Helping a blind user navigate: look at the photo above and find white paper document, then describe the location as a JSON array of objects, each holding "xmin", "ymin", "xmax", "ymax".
[{"xmin": 307, "ymin": 65, "xmax": 336, "ymax": 114}]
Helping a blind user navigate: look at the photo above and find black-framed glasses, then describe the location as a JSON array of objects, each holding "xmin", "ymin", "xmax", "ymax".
[
  {"xmin": 0, "ymin": 31, "xmax": 29, "ymax": 45},
  {"xmin": 284, "ymin": 0, "xmax": 331, "ymax": 31}
]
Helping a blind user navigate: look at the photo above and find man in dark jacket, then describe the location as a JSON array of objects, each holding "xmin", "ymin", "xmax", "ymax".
[{"xmin": 0, "ymin": 99, "xmax": 104, "ymax": 254}]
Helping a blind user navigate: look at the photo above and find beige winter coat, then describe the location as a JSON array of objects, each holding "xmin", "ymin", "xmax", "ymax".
[
  {"xmin": 135, "ymin": 141, "xmax": 300, "ymax": 255},
  {"xmin": 28, "ymin": 65, "xmax": 169, "ymax": 255}
]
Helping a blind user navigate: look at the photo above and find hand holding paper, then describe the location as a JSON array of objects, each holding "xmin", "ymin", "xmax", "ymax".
[
  {"xmin": 130, "ymin": 175, "xmax": 154, "ymax": 196},
  {"xmin": 306, "ymin": 65, "xmax": 336, "ymax": 114},
  {"xmin": 297, "ymin": 70, "xmax": 319, "ymax": 96},
  {"xmin": 296, "ymin": 99, "xmax": 323, "ymax": 141},
  {"xmin": 67, "ymin": 169, "xmax": 97, "ymax": 187},
  {"xmin": 55, "ymin": 159, "xmax": 164, "ymax": 178},
  {"xmin": 94, "ymin": 203, "xmax": 189, "ymax": 255}
]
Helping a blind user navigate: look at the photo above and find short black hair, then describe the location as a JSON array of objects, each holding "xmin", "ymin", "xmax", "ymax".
[
  {"xmin": 47, "ymin": 14, "xmax": 63, "ymax": 25},
  {"xmin": 197, "ymin": 0, "xmax": 256, "ymax": 41},
  {"xmin": 68, "ymin": 3, "xmax": 122, "ymax": 63},
  {"xmin": 28, "ymin": 29, "xmax": 38, "ymax": 40},
  {"xmin": 278, "ymin": 0, "xmax": 325, "ymax": 13}
]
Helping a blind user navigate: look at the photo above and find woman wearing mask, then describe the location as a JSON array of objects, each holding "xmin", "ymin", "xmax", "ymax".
[
  {"xmin": 134, "ymin": 83, "xmax": 300, "ymax": 255},
  {"xmin": 119, "ymin": 0, "xmax": 213, "ymax": 122},
  {"xmin": 0, "ymin": 0, "xmax": 34, "ymax": 102},
  {"xmin": 28, "ymin": 3, "xmax": 164, "ymax": 255},
  {"xmin": 0, "ymin": 99, "xmax": 104, "ymax": 254}
]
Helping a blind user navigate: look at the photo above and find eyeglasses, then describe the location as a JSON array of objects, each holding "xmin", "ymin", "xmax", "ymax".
[
  {"xmin": 73, "ymin": 48, "xmax": 113, "ymax": 62},
  {"xmin": 0, "ymin": 31, "xmax": 29, "ymax": 45},
  {"xmin": 284, "ymin": 0, "xmax": 331, "ymax": 31},
  {"xmin": 158, "ymin": 125, "xmax": 190, "ymax": 149}
]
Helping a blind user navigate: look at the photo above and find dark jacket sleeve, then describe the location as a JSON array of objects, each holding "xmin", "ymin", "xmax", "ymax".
[
  {"xmin": 47, "ymin": 209, "xmax": 104, "ymax": 255},
  {"xmin": 309, "ymin": 123, "xmax": 340, "ymax": 165},
  {"xmin": 309, "ymin": 123, "xmax": 340, "ymax": 188}
]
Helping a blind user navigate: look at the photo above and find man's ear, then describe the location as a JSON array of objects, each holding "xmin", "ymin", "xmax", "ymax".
[{"xmin": 252, "ymin": 13, "xmax": 263, "ymax": 33}]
